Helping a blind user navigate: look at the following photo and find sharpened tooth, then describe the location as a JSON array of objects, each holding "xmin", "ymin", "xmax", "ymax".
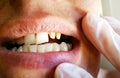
[
  {"xmin": 45, "ymin": 43, "xmax": 53, "ymax": 52},
  {"xmin": 29, "ymin": 45, "xmax": 37, "ymax": 52},
  {"xmin": 53, "ymin": 43, "xmax": 60, "ymax": 51},
  {"xmin": 49, "ymin": 32, "xmax": 55, "ymax": 39},
  {"xmin": 24, "ymin": 34, "xmax": 35, "ymax": 44},
  {"xmin": 56, "ymin": 32, "xmax": 61, "ymax": 40},
  {"xmin": 60, "ymin": 42, "xmax": 68, "ymax": 51},
  {"xmin": 17, "ymin": 46, "xmax": 23, "ymax": 52},
  {"xmin": 36, "ymin": 32, "xmax": 49, "ymax": 44},
  {"xmin": 23, "ymin": 45, "xmax": 29, "ymax": 52},
  {"xmin": 37, "ymin": 45, "xmax": 45, "ymax": 53}
]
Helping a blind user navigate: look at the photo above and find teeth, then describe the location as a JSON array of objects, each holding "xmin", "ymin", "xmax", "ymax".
[
  {"xmin": 17, "ymin": 32, "xmax": 61, "ymax": 45},
  {"xmin": 44, "ymin": 43, "xmax": 53, "ymax": 52},
  {"xmin": 12, "ymin": 47, "xmax": 17, "ymax": 51},
  {"xmin": 36, "ymin": 32, "xmax": 49, "ymax": 44},
  {"xmin": 49, "ymin": 32, "xmax": 55, "ymax": 39},
  {"xmin": 17, "ymin": 42, "xmax": 71, "ymax": 52},
  {"xmin": 60, "ymin": 42, "xmax": 68, "ymax": 51},
  {"xmin": 53, "ymin": 43, "xmax": 60, "ymax": 51},
  {"xmin": 37, "ymin": 43, "xmax": 60, "ymax": 52},
  {"xmin": 37, "ymin": 45, "xmax": 45, "ymax": 53},
  {"xmin": 29, "ymin": 45, "xmax": 37, "ymax": 52},
  {"xmin": 49, "ymin": 32, "xmax": 61, "ymax": 40},
  {"xmin": 17, "ymin": 46, "xmax": 23, "ymax": 52},
  {"xmin": 56, "ymin": 33, "xmax": 61, "ymax": 40},
  {"xmin": 15, "ymin": 32, "xmax": 72, "ymax": 53},
  {"xmin": 23, "ymin": 45, "xmax": 29, "ymax": 52},
  {"xmin": 67, "ymin": 44, "xmax": 72, "ymax": 51},
  {"xmin": 24, "ymin": 34, "xmax": 35, "ymax": 44}
]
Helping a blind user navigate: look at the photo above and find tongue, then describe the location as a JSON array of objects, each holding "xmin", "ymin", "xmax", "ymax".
[{"xmin": 55, "ymin": 63, "xmax": 93, "ymax": 78}]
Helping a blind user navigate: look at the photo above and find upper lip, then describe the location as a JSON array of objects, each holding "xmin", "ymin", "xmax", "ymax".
[{"xmin": 0, "ymin": 16, "xmax": 80, "ymax": 42}]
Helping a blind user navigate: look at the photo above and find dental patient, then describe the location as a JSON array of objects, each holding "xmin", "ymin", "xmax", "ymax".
[{"xmin": 0, "ymin": 0, "xmax": 120, "ymax": 78}]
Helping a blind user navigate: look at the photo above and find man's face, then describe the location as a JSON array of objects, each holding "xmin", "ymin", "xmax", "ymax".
[{"xmin": 0, "ymin": 0, "xmax": 102, "ymax": 78}]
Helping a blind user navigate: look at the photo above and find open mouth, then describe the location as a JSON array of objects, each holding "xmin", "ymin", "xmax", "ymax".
[
  {"xmin": 0, "ymin": 16, "xmax": 82, "ymax": 78},
  {"xmin": 1, "ymin": 32, "xmax": 79, "ymax": 53},
  {"xmin": 0, "ymin": 31, "xmax": 80, "ymax": 78}
]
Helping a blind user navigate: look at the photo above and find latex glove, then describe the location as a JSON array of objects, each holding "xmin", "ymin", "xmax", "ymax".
[
  {"xmin": 82, "ymin": 13, "xmax": 120, "ymax": 70},
  {"xmin": 54, "ymin": 63, "xmax": 93, "ymax": 78}
]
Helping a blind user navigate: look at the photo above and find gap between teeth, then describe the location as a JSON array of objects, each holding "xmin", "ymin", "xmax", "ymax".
[{"xmin": 16, "ymin": 42, "xmax": 72, "ymax": 53}]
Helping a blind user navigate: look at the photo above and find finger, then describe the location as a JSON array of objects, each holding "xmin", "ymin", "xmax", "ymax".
[
  {"xmin": 98, "ymin": 69, "xmax": 120, "ymax": 78},
  {"xmin": 82, "ymin": 13, "xmax": 120, "ymax": 70},
  {"xmin": 54, "ymin": 63, "xmax": 93, "ymax": 78},
  {"xmin": 103, "ymin": 16, "xmax": 120, "ymax": 35}
]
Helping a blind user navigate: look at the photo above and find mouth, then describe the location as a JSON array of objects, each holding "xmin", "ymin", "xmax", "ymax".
[
  {"xmin": 2, "ymin": 32, "xmax": 78, "ymax": 53},
  {"xmin": 0, "ymin": 30, "xmax": 80, "ymax": 68},
  {"xmin": 0, "ymin": 16, "xmax": 81, "ymax": 78}
]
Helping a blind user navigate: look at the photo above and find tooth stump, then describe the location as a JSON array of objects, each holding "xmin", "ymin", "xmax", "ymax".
[
  {"xmin": 49, "ymin": 32, "xmax": 55, "ymax": 39},
  {"xmin": 56, "ymin": 33, "xmax": 61, "ymax": 40}
]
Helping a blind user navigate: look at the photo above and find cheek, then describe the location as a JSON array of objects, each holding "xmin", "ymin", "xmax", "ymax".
[
  {"xmin": 0, "ymin": 57, "xmax": 51, "ymax": 78},
  {"xmin": 0, "ymin": 2, "xmax": 15, "ymax": 27},
  {"xmin": 70, "ymin": 0, "xmax": 102, "ymax": 15},
  {"xmin": 76, "ymin": 26, "xmax": 100, "ymax": 77},
  {"xmin": 0, "ymin": 0, "xmax": 6, "ymax": 8}
]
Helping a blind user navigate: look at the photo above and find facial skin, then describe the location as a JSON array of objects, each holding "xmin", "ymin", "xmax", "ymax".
[{"xmin": 0, "ymin": 0, "xmax": 102, "ymax": 78}]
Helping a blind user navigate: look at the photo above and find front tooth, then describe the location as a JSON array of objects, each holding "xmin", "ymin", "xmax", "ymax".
[
  {"xmin": 23, "ymin": 45, "xmax": 29, "ymax": 52},
  {"xmin": 56, "ymin": 33, "xmax": 61, "ymax": 40},
  {"xmin": 37, "ymin": 45, "xmax": 45, "ymax": 53},
  {"xmin": 49, "ymin": 32, "xmax": 55, "ymax": 39},
  {"xmin": 36, "ymin": 32, "xmax": 49, "ymax": 44},
  {"xmin": 24, "ymin": 34, "xmax": 35, "ymax": 44},
  {"xmin": 60, "ymin": 42, "xmax": 68, "ymax": 51},
  {"xmin": 29, "ymin": 45, "xmax": 37, "ymax": 52},
  {"xmin": 45, "ymin": 43, "xmax": 53, "ymax": 52},
  {"xmin": 17, "ymin": 46, "xmax": 23, "ymax": 52},
  {"xmin": 53, "ymin": 43, "xmax": 60, "ymax": 51}
]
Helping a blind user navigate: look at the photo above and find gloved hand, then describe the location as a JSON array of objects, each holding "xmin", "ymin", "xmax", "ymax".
[
  {"xmin": 54, "ymin": 13, "xmax": 120, "ymax": 78},
  {"xmin": 82, "ymin": 13, "xmax": 120, "ymax": 70},
  {"xmin": 54, "ymin": 63, "xmax": 93, "ymax": 78}
]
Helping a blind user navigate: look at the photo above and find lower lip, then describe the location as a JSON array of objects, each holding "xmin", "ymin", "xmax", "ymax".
[
  {"xmin": 0, "ymin": 44, "xmax": 80, "ymax": 78},
  {"xmin": 0, "ymin": 45, "xmax": 79, "ymax": 69}
]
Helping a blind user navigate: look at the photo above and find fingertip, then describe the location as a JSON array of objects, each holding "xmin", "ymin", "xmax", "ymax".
[
  {"xmin": 54, "ymin": 63, "xmax": 93, "ymax": 78},
  {"xmin": 82, "ymin": 13, "xmax": 102, "ymax": 31}
]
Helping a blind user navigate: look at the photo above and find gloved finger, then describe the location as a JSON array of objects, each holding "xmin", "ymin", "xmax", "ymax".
[
  {"xmin": 82, "ymin": 13, "xmax": 120, "ymax": 70},
  {"xmin": 54, "ymin": 63, "xmax": 93, "ymax": 78},
  {"xmin": 103, "ymin": 16, "xmax": 120, "ymax": 35}
]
